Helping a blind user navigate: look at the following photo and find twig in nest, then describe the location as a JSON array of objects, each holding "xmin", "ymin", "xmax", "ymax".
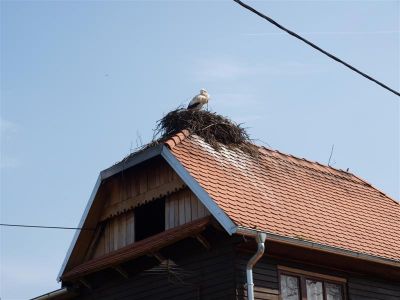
[{"xmin": 153, "ymin": 108, "xmax": 259, "ymax": 158}]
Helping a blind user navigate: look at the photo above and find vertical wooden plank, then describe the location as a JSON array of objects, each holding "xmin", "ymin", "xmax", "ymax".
[
  {"xmin": 108, "ymin": 219, "xmax": 113, "ymax": 252},
  {"xmin": 116, "ymin": 216, "xmax": 121, "ymax": 250},
  {"xmin": 152, "ymin": 164, "xmax": 160, "ymax": 190},
  {"xmin": 113, "ymin": 218, "xmax": 119, "ymax": 251},
  {"xmin": 179, "ymin": 194, "xmax": 185, "ymax": 226},
  {"xmin": 132, "ymin": 175, "xmax": 139, "ymax": 197},
  {"xmin": 171, "ymin": 169, "xmax": 177, "ymax": 182},
  {"xmin": 198, "ymin": 199, "xmax": 204, "ymax": 218},
  {"xmin": 117, "ymin": 176, "xmax": 123, "ymax": 205},
  {"xmin": 155, "ymin": 164, "xmax": 160, "ymax": 187},
  {"xmin": 167, "ymin": 164, "xmax": 173, "ymax": 182},
  {"xmin": 125, "ymin": 171, "xmax": 132, "ymax": 199},
  {"xmin": 119, "ymin": 215, "xmax": 126, "ymax": 249},
  {"xmin": 120, "ymin": 174, "xmax": 127, "ymax": 204},
  {"xmin": 203, "ymin": 202, "xmax": 210, "ymax": 216},
  {"xmin": 104, "ymin": 222, "xmax": 110, "ymax": 254},
  {"xmin": 126, "ymin": 211, "xmax": 135, "ymax": 244},
  {"xmin": 92, "ymin": 232, "xmax": 105, "ymax": 259},
  {"xmin": 155, "ymin": 164, "xmax": 161, "ymax": 187},
  {"xmin": 168, "ymin": 197, "xmax": 174, "ymax": 229},
  {"xmin": 109, "ymin": 179, "xmax": 118, "ymax": 206},
  {"xmin": 184, "ymin": 191, "xmax": 191, "ymax": 223},
  {"xmin": 165, "ymin": 197, "xmax": 170, "ymax": 230},
  {"xmin": 139, "ymin": 167, "xmax": 148, "ymax": 194},
  {"xmin": 126, "ymin": 212, "xmax": 132, "ymax": 244},
  {"xmin": 191, "ymin": 193, "xmax": 198, "ymax": 221},
  {"xmin": 107, "ymin": 219, "xmax": 112, "ymax": 252},
  {"xmin": 162, "ymin": 163, "xmax": 168, "ymax": 184},
  {"xmin": 198, "ymin": 200, "xmax": 206, "ymax": 218},
  {"xmin": 174, "ymin": 195, "xmax": 179, "ymax": 227},
  {"xmin": 98, "ymin": 234, "xmax": 104, "ymax": 258},
  {"xmin": 147, "ymin": 167, "xmax": 154, "ymax": 190}
]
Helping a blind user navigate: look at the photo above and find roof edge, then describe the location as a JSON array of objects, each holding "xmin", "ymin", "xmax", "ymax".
[
  {"xmin": 100, "ymin": 144, "xmax": 164, "ymax": 179},
  {"xmin": 161, "ymin": 145, "xmax": 237, "ymax": 234},
  {"xmin": 57, "ymin": 145, "xmax": 164, "ymax": 281},
  {"xmin": 235, "ymin": 226, "xmax": 400, "ymax": 268}
]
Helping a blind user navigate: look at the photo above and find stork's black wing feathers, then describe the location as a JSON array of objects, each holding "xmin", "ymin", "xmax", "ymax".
[{"xmin": 187, "ymin": 103, "xmax": 202, "ymax": 110}]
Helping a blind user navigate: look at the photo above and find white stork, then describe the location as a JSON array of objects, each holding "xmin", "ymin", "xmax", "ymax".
[{"xmin": 187, "ymin": 89, "xmax": 210, "ymax": 110}]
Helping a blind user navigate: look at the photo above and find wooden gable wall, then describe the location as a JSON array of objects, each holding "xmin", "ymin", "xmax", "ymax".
[
  {"xmin": 86, "ymin": 157, "xmax": 209, "ymax": 260},
  {"xmin": 165, "ymin": 188, "xmax": 209, "ymax": 230}
]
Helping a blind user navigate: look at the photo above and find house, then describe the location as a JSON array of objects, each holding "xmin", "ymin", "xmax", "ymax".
[{"xmin": 33, "ymin": 129, "xmax": 400, "ymax": 300}]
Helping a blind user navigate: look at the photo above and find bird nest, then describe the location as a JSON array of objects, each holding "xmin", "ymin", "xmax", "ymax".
[{"xmin": 152, "ymin": 108, "xmax": 259, "ymax": 157}]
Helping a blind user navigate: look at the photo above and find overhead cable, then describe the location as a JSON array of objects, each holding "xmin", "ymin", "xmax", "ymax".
[
  {"xmin": 0, "ymin": 223, "xmax": 94, "ymax": 230},
  {"xmin": 233, "ymin": 0, "xmax": 400, "ymax": 97}
]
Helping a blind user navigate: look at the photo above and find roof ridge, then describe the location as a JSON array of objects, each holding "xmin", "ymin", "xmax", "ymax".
[
  {"xmin": 164, "ymin": 129, "xmax": 191, "ymax": 150},
  {"xmin": 185, "ymin": 135, "xmax": 370, "ymax": 186},
  {"xmin": 348, "ymin": 173, "xmax": 399, "ymax": 205},
  {"xmin": 258, "ymin": 146, "xmax": 399, "ymax": 204},
  {"xmin": 260, "ymin": 146, "xmax": 361, "ymax": 179}
]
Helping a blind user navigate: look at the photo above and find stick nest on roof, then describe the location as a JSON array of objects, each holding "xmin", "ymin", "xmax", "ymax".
[{"xmin": 153, "ymin": 108, "xmax": 259, "ymax": 157}]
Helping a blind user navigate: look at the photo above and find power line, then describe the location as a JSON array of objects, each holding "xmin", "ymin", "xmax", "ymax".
[
  {"xmin": 233, "ymin": 0, "xmax": 400, "ymax": 97},
  {"xmin": 0, "ymin": 223, "xmax": 94, "ymax": 230}
]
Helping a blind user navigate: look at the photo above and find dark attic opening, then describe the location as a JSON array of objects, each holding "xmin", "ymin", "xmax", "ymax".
[{"xmin": 134, "ymin": 197, "xmax": 165, "ymax": 241}]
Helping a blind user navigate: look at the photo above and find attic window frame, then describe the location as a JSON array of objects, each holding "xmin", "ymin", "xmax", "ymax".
[
  {"xmin": 278, "ymin": 266, "xmax": 347, "ymax": 300},
  {"xmin": 134, "ymin": 197, "xmax": 166, "ymax": 242}
]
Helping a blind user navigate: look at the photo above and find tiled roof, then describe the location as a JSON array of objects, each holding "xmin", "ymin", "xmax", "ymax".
[{"xmin": 165, "ymin": 132, "xmax": 400, "ymax": 262}]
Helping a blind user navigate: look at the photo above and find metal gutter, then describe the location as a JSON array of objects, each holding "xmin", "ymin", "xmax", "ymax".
[
  {"xmin": 246, "ymin": 232, "xmax": 267, "ymax": 300},
  {"xmin": 57, "ymin": 145, "xmax": 163, "ymax": 281},
  {"xmin": 31, "ymin": 288, "xmax": 69, "ymax": 300},
  {"xmin": 235, "ymin": 226, "xmax": 400, "ymax": 268},
  {"xmin": 161, "ymin": 146, "xmax": 237, "ymax": 234}
]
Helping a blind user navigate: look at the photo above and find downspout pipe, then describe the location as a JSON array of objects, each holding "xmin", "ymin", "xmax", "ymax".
[{"xmin": 246, "ymin": 232, "xmax": 267, "ymax": 300}]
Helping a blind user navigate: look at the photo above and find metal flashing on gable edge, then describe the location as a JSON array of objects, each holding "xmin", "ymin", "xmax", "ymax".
[
  {"xmin": 161, "ymin": 146, "xmax": 237, "ymax": 235},
  {"xmin": 57, "ymin": 145, "xmax": 163, "ymax": 281},
  {"xmin": 100, "ymin": 144, "xmax": 163, "ymax": 180},
  {"xmin": 57, "ymin": 175, "xmax": 102, "ymax": 281}
]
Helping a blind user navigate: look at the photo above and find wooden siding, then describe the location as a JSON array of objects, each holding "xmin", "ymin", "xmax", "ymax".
[
  {"xmin": 235, "ymin": 250, "xmax": 400, "ymax": 300},
  {"xmin": 100, "ymin": 158, "xmax": 185, "ymax": 221},
  {"xmin": 165, "ymin": 188, "xmax": 210, "ymax": 230},
  {"xmin": 347, "ymin": 277, "xmax": 400, "ymax": 300},
  {"xmin": 62, "ymin": 234, "xmax": 400, "ymax": 300},
  {"xmin": 90, "ymin": 187, "xmax": 208, "ymax": 259},
  {"xmin": 85, "ymin": 158, "xmax": 187, "ymax": 259},
  {"xmin": 91, "ymin": 211, "xmax": 135, "ymax": 259},
  {"xmin": 73, "ymin": 236, "xmax": 237, "ymax": 300}
]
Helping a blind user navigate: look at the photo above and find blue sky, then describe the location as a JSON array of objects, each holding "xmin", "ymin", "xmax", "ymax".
[{"xmin": 1, "ymin": 1, "xmax": 398, "ymax": 299}]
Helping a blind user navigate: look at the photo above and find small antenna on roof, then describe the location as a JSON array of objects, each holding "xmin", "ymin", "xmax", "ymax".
[
  {"xmin": 328, "ymin": 144, "xmax": 335, "ymax": 166},
  {"xmin": 136, "ymin": 130, "xmax": 143, "ymax": 149}
]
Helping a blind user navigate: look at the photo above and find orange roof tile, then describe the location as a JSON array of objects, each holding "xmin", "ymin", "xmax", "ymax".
[{"xmin": 165, "ymin": 132, "xmax": 400, "ymax": 262}]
